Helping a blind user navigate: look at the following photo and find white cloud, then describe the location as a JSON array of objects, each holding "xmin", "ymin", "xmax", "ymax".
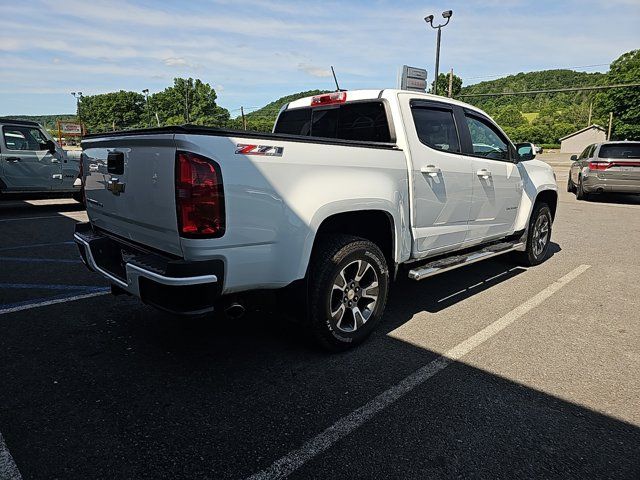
[
  {"xmin": 297, "ymin": 64, "xmax": 332, "ymax": 78},
  {"xmin": 163, "ymin": 57, "xmax": 194, "ymax": 68}
]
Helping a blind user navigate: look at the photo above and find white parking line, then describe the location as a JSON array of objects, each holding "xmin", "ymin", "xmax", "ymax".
[
  {"xmin": 0, "ymin": 211, "xmax": 87, "ymax": 222},
  {"xmin": 0, "ymin": 291, "xmax": 109, "ymax": 316},
  {"xmin": 246, "ymin": 264, "xmax": 591, "ymax": 480},
  {"xmin": 0, "ymin": 432, "xmax": 22, "ymax": 480}
]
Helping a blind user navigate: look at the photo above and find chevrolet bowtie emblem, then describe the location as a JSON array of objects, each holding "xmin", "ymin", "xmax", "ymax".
[{"xmin": 107, "ymin": 178, "xmax": 126, "ymax": 195}]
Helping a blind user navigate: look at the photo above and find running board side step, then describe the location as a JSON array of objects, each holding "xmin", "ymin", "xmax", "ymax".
[{"xmin": 408, "ymin": 241, "xmax": 525, "ymax": 281}]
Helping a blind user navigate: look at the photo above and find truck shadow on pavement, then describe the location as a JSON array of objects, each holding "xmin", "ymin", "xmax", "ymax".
[
  {"xmin": 2, "ymin": 237, "xmax": 639, "ymax": 479},
  {"xmin": 583, "ymin": 193, "xmax": 640, "ymax": 206}
]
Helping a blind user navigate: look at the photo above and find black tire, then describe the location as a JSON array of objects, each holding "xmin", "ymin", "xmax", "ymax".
[
  {"xmin": 515, "ymin": 202, "xmax": 553, "ymax": 267},
  {"xmin": 576, "ymin": 176, "xmax": 589, "ymax": 201},
  {"xmin": 567, "ymin": 175, "xmax": 576, "ymax": 193},
  {"xmin": 72, "ymin": 191, "xmax": 85, "ymax": 206},
  {"xmin": 307, "ymin": 234, "xmax": 389, "ymax": 351}
]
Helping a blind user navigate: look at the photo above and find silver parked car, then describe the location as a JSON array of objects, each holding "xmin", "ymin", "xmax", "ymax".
[{"xmin": 568, "ymin": 141, "xmax": 640, "ymax": 200}]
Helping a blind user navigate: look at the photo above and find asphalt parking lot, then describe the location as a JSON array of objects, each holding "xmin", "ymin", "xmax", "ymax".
[{"xmin": 1, "ymin": 161, "xmax": 639, "ymax": 480}]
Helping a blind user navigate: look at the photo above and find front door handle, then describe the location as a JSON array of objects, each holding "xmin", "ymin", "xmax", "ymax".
[
  {"xmin": 6, "ymin": 157, "xmax": 21, "ymax": 162},
  {"xmin": 421, "ymin": 165, "xmax": 441, "ymax": 177},
  {"xmin": 477, "ymin": 168, "xmax": 492, "ymax": 179},
  {"xmin": 51, "ymin": 159, "xmax": 61, "ymax": 164}
]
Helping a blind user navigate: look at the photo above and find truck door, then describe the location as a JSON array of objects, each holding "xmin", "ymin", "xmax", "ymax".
[
  {"xmin": 0, "ymin": 125, "xmax": 58, "ymax": 191},
  {"xmin": 458, "ymin": 109, "xmax": 522, "ymax": 242},
  {"xmin": 399, "ymin": 95, "xmax": 473, "ymax": 256}
]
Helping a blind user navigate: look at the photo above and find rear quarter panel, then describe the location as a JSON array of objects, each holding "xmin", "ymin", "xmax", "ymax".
[{"xmin": 174, "ymin": 134, "xmax": 410, "ymax": 293}]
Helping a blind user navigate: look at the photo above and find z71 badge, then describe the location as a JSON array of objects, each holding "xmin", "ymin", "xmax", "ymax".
[{"xmin": 235, "ymin": 144, "xmax": 284, "ymax": 156}]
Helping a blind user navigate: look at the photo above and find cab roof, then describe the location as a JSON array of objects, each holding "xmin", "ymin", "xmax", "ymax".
[
  {"xmin": 284, "ymin": 89, "xmax": 486, "ymax": 116},
  {"xmin": 0, "ymin": 118, "xmax": 40, "ymax": 127}
]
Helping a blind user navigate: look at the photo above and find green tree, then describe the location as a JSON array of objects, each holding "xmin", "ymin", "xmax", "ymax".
[
  {"xmin": 432, "ymin": 72, "xmax": 462, "ymax": 97},
  {"xmin": 78, "ymin": 90, "xmax": 145, "ymax": 133},
  {"xmin": 602, "ymin": 50, "xmax": 640, "ymax": 140},
  {"xmin": 150, "ymin": 78, "xmax": 229, "ymax": 127},
  {"xmin": 494, "ymin": 106, "xmax": 527, "ymax": 128}
]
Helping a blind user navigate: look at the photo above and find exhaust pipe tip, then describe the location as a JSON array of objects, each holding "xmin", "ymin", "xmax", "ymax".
[{"xmin": 225, "ymin": 302, "xmax": 246, "ymax": 320}]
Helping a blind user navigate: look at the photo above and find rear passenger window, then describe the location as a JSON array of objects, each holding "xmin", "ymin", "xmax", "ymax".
[
  {"xmin": 411, "ymin": 107, "xmax": 460, "ymax": 153},
  {"xmin": 338, "ymin": 102, "xmax": 391, "ymax": 142},
  {"xmin": 274, "ymin": 101, "xmax": 391, "ymax": 143}
]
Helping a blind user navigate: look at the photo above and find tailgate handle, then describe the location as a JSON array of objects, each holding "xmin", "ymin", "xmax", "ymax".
[{"xmin": 107, "ymin": 151, "xmax": 124, "ymax": 175}]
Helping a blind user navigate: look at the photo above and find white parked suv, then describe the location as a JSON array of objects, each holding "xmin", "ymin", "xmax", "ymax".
[{"xmin": 74, "ymin": 90, "xmax": 558, "ymax": 350}]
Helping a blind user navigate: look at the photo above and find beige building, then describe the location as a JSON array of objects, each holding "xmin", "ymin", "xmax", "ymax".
[{"xmin": 559, "ymin": 125, "xmax": 607, "ymax": 154}]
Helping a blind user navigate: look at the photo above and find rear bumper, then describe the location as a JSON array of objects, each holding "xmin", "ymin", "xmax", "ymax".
[
  {"xmin": 582, "ymin": 174, "xmax": 640, "ymax": 194},
  {"xmin": 74, "ymin": 223, "xmax": 224, "ymax": 315}
]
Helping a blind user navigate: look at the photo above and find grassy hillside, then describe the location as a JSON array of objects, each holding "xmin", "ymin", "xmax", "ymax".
[
  {"xmin": 461, "ymin": 69, "xmax": 607, "ymax": 112},
  {"xmin": 460, "ymin": 69, "xmax": 611, "ymax": 144}
]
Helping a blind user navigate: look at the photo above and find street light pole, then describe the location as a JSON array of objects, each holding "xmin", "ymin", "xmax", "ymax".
[
  {"xmin": 71, "ymin": 91, "xmax": 83, "ymax": 120},
  {"xmin": 424, "ymin": 10, "xmax": 453, "ymax": 96}
]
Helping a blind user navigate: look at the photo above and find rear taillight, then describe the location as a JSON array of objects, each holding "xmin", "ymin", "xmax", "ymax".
[
  {"xmin": 311, "ymin": 91, "xmax": 347, "ymax": 106},
  {"xmin": 588, "ymin": 161, "xmax": 610, "ymax": 171},
  {"xmin": 175, "ymin": 151, "xmax": 225, "ymax": 238}
]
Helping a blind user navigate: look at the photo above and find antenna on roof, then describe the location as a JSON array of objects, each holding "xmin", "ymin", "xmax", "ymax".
[{"xmin": 331, "ymin": 66, "xmax": 343, "ymax": 92}]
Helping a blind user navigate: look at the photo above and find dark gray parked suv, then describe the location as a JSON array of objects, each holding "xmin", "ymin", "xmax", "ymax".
[
  {"xmin": 0, "ymin": 118, "xmax": 82, "ymax": 200},
  {"xmin": 568, "ymin": 141, "xmax": 640, "ymax": 200}
]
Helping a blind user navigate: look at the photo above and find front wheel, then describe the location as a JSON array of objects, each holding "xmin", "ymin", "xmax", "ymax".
[
  {"xmin": 516, "ymin": 202, "xmax": 553, "ymax": 267},
  {"xmin": 307, "ymin": 235, "xmax": 389, "ymax": 351},
  {"xmin": 567, "ymin": 175, "xmax": 576, "ymax": 193}
]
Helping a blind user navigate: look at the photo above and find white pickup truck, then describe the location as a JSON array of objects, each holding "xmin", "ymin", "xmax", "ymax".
[{"xmin": 74, "ymin": 89, "xmax": 557, "ymax": 350}]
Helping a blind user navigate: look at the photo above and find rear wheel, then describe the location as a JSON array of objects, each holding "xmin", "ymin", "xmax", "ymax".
[
  {"xmin": 307, "ymin": 235, "xmax": 389, "ymax": 351},
  {"xmin": 516, "ymin": 202, "xmax": 552, "ymax": 267},
  {"xmin": 567, "ymin": 175, "xmax": 576, "ymax": 193},
  {"xmin": 576, "ymin": 176, "xmax": 589, "ymax": 201}
]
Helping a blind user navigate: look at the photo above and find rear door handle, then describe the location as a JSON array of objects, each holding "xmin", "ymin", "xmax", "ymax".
[
  {"xmin": 421, "ymin": 165, "xmax": 441, "ymax": 177},
  {"xmin": 6, "ymin": 157, "xmax": 21, "ymax": 162},
  {"xmin": 477, "ymin": 169, "xmax": 492, "ymax": 179}
]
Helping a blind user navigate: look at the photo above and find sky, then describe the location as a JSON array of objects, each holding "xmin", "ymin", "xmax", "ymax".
[{"xmin": 1, "ymin": 0, "xmax": 639, "ymax": 116}]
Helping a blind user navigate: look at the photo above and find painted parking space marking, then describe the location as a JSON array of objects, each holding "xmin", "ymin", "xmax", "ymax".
[
  {"xmin": 0, "ymin": 241, "xmax": 74, "ymax": 253},
  {"xmin": 0, "ymin": 256, "xmax": 82, "ymax": 264},
  {"xmin": 0, "ymin": 291, "xmax": 109, "ymax": 316},
  {"xmin": 246, "ymin": 264, "xmax": 591, "ymax": 480},
  {"xmin": 0, "ymin": 431, "xmax": 22, "ymax": 480},
  {"xmin": 0, "ymin": 283, "xmax": 104, "ymax": 291}
]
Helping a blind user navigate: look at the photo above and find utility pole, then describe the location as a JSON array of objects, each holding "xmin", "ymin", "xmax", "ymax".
[
  {"xmin": 240, "ymin": 106, "xmax": 247, "ymax": 131},
  {"xmin": 184, "ymin": 80, "xmax": 190, "ymax": 123},
  {"xmin": 448, "ymin": 68, "xmax": 454, "ymax": 98},
  {"xmin": 607, "ymin": 112, "xmax": 613, "ymax": 140},
  {"xmin": 424, "ymin": 10, "xmax": 453, "ymax": 95},
  {"xmin": 155, "ymin": 112, "xmax": 161, "ymax": 127},
  {"xmin": 142, "ymin": 89, "xmax": 150, "ymax": 127},
  {"xmin": 587, "ymin": 101, "xmax": 593, "ymax": 126}
]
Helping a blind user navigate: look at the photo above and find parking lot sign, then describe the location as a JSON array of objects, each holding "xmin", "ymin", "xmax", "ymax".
[{"xmin": 399, "ymin": 65, "xmax": 428, "ymax": 93}]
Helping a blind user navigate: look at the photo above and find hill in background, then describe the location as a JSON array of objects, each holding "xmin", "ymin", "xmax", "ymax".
[
  {"xmin": 227, "ymin": 89, "xmax": 329, "ymax": 131},
  {"xmin": 2, "ymin": 114, "xmax": 77, "ymax": 131}
]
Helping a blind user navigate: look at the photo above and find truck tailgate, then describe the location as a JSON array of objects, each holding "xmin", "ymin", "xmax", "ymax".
[{"xmin": 82, "ymin": 134, "xmax": 182, "ymax": 256}]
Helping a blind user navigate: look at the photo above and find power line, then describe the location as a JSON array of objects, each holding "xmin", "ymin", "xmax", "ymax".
[
  {"xmin": 465, "ymin": 63, "xmax": 610, "ymax": 81},
  {"xmin": 457, "ymin": 82, "xmax": 640, "ymax": 98}
]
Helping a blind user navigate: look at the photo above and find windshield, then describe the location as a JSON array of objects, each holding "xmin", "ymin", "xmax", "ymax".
[{"xmin": 598, "ymin": 143, "xmax": 640, "ymax": 159}]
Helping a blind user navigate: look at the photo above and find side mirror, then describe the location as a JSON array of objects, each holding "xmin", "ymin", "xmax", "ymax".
[
  {"xmin": 515, "ymin": 143, "xmax": 535, "ymax": 161},
  {"xmin": 570, "ymin": 154, "xmax": 578, "ymax": 161},
  {"xmin": 46, "ymin": 139, "xmax": 57, "ymax": 155}
]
